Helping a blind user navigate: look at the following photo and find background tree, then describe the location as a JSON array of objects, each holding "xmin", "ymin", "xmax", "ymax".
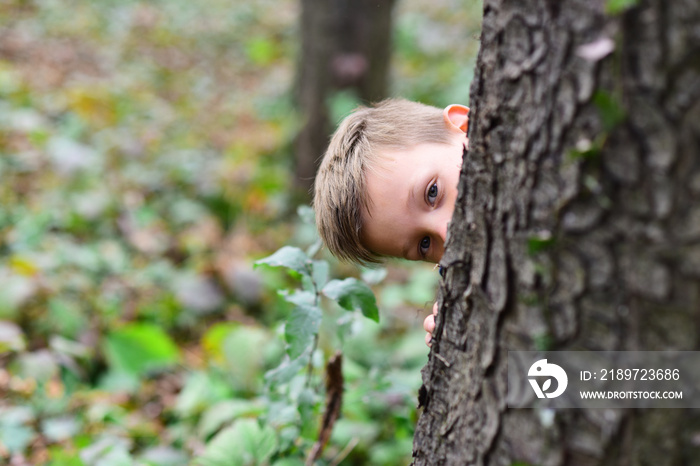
[
  {"xmin": 413, "ymin": 0, "xmax": 700, "ymax": 464},
  {"xmin": 295, "ymin": 0, "xmax": 397, "ymax": 194}
]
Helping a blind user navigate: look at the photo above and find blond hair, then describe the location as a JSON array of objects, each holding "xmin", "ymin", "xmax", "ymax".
[{"xmin": 313, "ymin": 99, "xmax": 452, "ymax": 265}]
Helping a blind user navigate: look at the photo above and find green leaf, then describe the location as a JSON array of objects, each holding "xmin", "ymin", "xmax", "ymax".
[
  {"xmin": 47, "ymin": 297, "xmax": 87, "ymax": 339},
  {"xmin": 41, "ymin": 417, "xmax": 81, "ymax": 442},
  {"xmin": 103, "ymin": 323, "xmax": 180, "ymax": 377},
  {"xmin": 305, "ymin": 238, "xmax": 323, "ymax": 258},
  {"xmin": 311, "ymin": 260, "xmax": 329, "ymax": 289},
  {"xmin": 323, "ymin": 278, "xmax": 379, "ymax": 322},
  {"xmin": 138, "ymin": 446, "xmax": 189, "ymax": 466},
  {"xmin": 272, "ymin": 458, "xmax": 305, "ymax": 466},
  {"xmin": 361, "ymin": 267, "xmax": 388, "ymax": 285},
  {"xmin": 237, "ymin": 420, "xmax": 277, "ymax": 464},
  {"xmin": 175, "ymin": 371, "xmax": 232, "ymax": 418},
  {"xmin": 198, "ymin": 399, "xmax": 265, "ymax": 440},
  {"xmin": 331, "ymin": 419, "xmax": 380, "ymax": 445},
  {"xmin": 0, "ymin": 321, "xmax": 26, "ymax": 353},
  {"xmin": 276, "ymin": 426, "xmax": 302, "ymax": 454},
  {"xmin": 593, "ymin": 90, "xmax": 626, "ymax": 131},
  {"xmin": 222, "ymin": 327, "xmax": 271, "ymax": 393},
  {"xmin": 534, "ymin": 333, "xmax": 554, "ymax": 351},
  {"xmin": 328, "ymin": 89, "xmax": 362, "ymax": 126},
  {"xmin": 46, "ymin": 446, "xmax": 84, "ymax": 466},
  {"xmin": 280, "ymin": 290, "xmax": 315, "ymax": 307},
  {"xmin": 296, "ymin": 205, "xmax": 315, "ymax": 225},
  {"xmin": 405, "ymin": 268, "xmax": 440, "ymax": 304},
  {"xmin": 245, "ymin": 37, "xmax": 278, "ymax": 66},
  {"xmin": 17, "ymin": 350, "xmax": 59, "ymax": 381},
  {"xmin": 0, "ymin": 406, "xmax": 35, "ymax": 425},
  {"xmin": 255, "ymin": 246, "xmax": 310, "ymax": 276},
  {"xmin": 285, "ymin": 303, "xmax": 322, "ymax": 359},
  {"xmin": 202, "ymin": 322, "xmax": 240, "ymax": 362},
  {"xmin": 566, "ymin": 135, "xmax": 605, "ymax": 161},
  {"xmin": 0, "ymin": 424, "xmax": 34, "ymax": 454},
  {"xmin": 265, "ymin": 353, "xmax": 309, "ymax": 386},
  {"xmin": 0, "ymin": 407, "xmax": 36, "ymax": 454},
  {"xmin": 606, "ymin": 0, "xmax": 638, "ymax": 14},
  {"xmin": 202, "ymin": 194, "xmax": 237, "ymax": 230},
  {"xmin": 80, "ymin": 437, "xmax": 133, "ymax": 466},
  {"xmin": 98, "ymin": 369, "xmax": 139, "ymax": 393},
  {"xmin": 195, "ymin": 419, "xmax": 277, "ymax": 466},
  {"xmin": 0, "ymin": 273, "xmax": 35, "ymax": 320},
  {"xmin": 527, "ymin": 231, "xmax": 555, "ymax": 256}
]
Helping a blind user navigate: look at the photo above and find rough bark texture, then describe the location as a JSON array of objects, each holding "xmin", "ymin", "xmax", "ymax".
[
  {"xmin": 295, "ymin": 0, "xmax": 395, "ymax": 194},
  {"xmin": 413, "ymin": 0, "xmax": 700, "ymax": 464}
]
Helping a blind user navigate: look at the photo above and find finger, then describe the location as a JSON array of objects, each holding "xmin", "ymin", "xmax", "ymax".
[
  {"xmin": 425, "ymin": 332, "xmax": 432, "ymax": 347},
  {"xmin": 423, "ymin": 314, "xmax": 435, "ymax": 333}
]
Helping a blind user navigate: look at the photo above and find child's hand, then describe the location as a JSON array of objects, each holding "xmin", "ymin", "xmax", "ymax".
[{"xmin": 423, "ymin": 302, "xmax": 439, "ymax": 347}]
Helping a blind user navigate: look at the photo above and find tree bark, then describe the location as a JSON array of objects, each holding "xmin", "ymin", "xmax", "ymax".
[
  {"xmin": 413, "ymin": 0, "xmax": 700, "ymax": 465},
  {"xmin": 295, "ymin": 0, "xmax": 396, "ymax": 195}
]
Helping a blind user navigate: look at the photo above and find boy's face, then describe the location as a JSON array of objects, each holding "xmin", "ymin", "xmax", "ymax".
[{"xmin": 360, "ymin": 132, "xmax": 466, "ymax": 264}]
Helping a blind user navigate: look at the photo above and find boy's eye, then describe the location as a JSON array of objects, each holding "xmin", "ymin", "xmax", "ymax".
[
  {"xmin": 419, "ymin": 236, "xmax": 431, "ymax": 256},
  {"xmin": 427, "ymin": 183, "xmax": 438, "ymax": 205}
]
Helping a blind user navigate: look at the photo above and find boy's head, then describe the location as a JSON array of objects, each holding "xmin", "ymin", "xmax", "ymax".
[{"xmin": 313, "ymin": 98, "xmax": 468, "ymax": 265}]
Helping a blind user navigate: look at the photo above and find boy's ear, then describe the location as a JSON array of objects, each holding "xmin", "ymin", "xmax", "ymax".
[{"xmin": 443, "ymin": 104, "xmax": 469, "ymax": 134}]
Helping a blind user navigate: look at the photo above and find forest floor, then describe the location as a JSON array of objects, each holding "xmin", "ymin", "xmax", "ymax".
[{"xmin": 0, "ymin": 0, "xmax": 481, "ymax": 464}]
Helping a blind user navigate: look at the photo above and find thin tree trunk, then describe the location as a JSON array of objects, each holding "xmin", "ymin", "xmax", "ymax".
[
  {"xmin": 295, "ymin": 0, "xmax": 396, "ymax": 195},
  {"xmin": 413, "ymin": 0, "xmax": 700, "ymax": 464}
]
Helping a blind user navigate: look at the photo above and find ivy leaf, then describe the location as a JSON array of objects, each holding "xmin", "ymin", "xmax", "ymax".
[
  {"xmin": 254, "ymin": 246, "xmax": 310, "ymax": 276},
  {"xmin": 322, "ymin": 278, "xmax": 379, "ymax": 323},
  {"xmin": 286, "ymin": 303, "xmax": 322, "ymax": 359}
]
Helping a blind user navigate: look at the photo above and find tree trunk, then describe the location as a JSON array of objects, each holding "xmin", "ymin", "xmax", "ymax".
[
  {"xmin": 295, "ymin": 0, "xmax": 396, "ymax": 195},
  {"xmin": 413, "ymin": 0, "xmax": 700, "ymax": 464}
]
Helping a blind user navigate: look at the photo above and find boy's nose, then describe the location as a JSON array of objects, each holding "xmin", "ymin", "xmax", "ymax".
[
  {"xmin": 437, "ymin": 220, "xmax": 448, "ymax": 241},
  {"xmin": 429, "ymin": 218, "xmax": 450, "ymax": 263},
  {"xmin": 434, "ymin": 224, "xmax": 447, "ymax": 251}
]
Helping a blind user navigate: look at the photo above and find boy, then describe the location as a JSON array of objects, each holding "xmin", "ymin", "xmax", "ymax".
[{"xmin": 313, "ymin": 99, "xmax": 469, "ymax": 346}]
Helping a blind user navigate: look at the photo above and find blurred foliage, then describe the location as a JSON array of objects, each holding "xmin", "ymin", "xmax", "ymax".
[{"xmin": 0, "ymin": 0, "xmax": 481, "ymax": 464}]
